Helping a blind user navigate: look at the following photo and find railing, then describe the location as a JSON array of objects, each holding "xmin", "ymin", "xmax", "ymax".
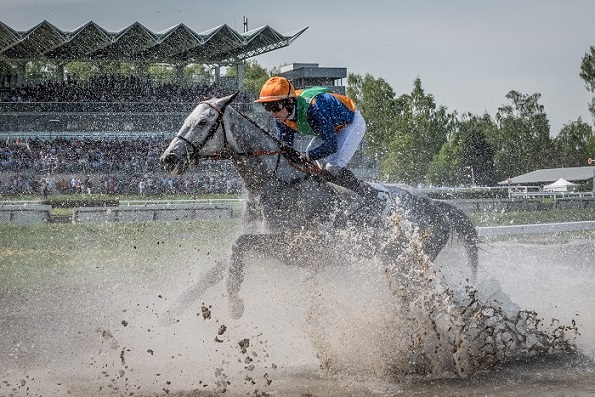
[
  {"xmin": 416, "ymin": 185, "xmax": 594, "ymax": 200},
  {"xmin": 508, "ymin": 190, "xmax": 595, "ymax": 199},
  {"xmin": 119, "ymin": 198, "xmax": 244, "ymax": 206}
]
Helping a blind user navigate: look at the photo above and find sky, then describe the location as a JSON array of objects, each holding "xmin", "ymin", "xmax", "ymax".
[{"xmin": 1, "ymin": 0, "xmax": 594, "ymax": 135}]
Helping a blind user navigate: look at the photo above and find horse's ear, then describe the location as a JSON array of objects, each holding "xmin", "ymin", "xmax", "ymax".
[{"xmin": 214, "ymin": 91, "xmax": 240, "ymax": 110}]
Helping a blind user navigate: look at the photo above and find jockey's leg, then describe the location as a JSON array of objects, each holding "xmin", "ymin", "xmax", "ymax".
[{"xmin": 326, "ymin": 167, "xmax": 376, "ymax": 198}]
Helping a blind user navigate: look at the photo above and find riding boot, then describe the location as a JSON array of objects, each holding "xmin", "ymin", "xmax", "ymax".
[{"xmin": 325, "ymin": 168, "xmax": 384, "ymax": 207}]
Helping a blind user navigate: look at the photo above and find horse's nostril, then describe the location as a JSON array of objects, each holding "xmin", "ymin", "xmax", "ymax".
[{"xmin": 161, "ymin": 154, "xmax": 176, "ymax": 164}]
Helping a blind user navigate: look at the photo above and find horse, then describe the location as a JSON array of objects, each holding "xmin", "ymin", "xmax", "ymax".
[{"xmin": 159, "ymin": 92, "xmax": 479, "ymax": 320}]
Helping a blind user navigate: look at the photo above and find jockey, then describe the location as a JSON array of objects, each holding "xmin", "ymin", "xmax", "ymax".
[{"xmin": 255, "ymin": 76, "xmax": 380, "ymax": 203}]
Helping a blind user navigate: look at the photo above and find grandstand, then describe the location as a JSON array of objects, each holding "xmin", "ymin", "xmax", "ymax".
[{"xmin": 0, "ymin": 20, "xmax": 307, "ymax": 136}]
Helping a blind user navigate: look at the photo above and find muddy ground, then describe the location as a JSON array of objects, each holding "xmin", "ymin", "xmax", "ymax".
[{"xmin": 1, "ymin": 229, "xmax": 594, "ymax": 397}]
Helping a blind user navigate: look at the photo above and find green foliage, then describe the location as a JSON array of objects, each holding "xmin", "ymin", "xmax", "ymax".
[
  {"xmin": 426, "ymin": 139, "xmax": 462, "ymax": 187},
  {"xmin": 493, "ymin": 91, "xmax": 552, "ymax": 181},
  {"xmin": 347, "ymin": 75, "xmax": 459, "ymax": 184},
  {"xmin": 553, "ymin": 118, "xmax": 594, "ymax": 167},
  {"xmin": 98, "ymin": 61, "xmax": 136, "ymax": 76},
  {"xmin": 388, "ymin": 78, "xmax": 457, "ymax": 184},
  {"xmin": 226, "ymin": 59, "xmax": 269, "ymax": 95},
  {"xmin": 347, "ymin": 73, "xmax": 397, "ymax": 159},
  {"xmin": 25, "ymin": 60, "xmax": 57, "ymax": 81},
  {"xmin": 147, "ymin": 63, "xmax": 176, "ymax": 82},
  {"xmin": 241, "ymin": 59, "xmax": 269, "ymax": 94},
  {"xmin": 184, "ymin": 63, "xmax": 210, "ymax": 83},
  {"xmin": 580, "ymin": 46, "xmax": 595, "ymax": 93},
  {"xmin": 64, "ymin": 61, "xmax": 93, "ymax": 81},
  {"xmin": 458, "ymin": 113, "xmax": 497, "ymax": 186}
]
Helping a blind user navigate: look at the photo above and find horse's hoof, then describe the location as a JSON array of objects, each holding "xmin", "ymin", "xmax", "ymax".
[{"xmin": 229, "ymin": 296, "xmax": 245, "ymax": 319}]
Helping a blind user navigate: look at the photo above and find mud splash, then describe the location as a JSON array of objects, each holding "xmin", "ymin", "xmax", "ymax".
[{"xmin": 303, "ymin": 213, "xmax": 579, "ymax": 382}]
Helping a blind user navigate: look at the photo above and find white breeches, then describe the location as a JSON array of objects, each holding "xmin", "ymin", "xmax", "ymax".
[{"xmin": 306, "ymin": 110, "xmax": 366, "ymax": 176}]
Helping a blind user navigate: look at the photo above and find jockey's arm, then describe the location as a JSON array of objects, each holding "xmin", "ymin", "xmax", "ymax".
[
  {"xmin": 306, "ymin": 102, "xmax": 338, "ymax": 160},
  {"xmin": 275, "ymin": 121, "xmax": 295, "ymax": 148}
]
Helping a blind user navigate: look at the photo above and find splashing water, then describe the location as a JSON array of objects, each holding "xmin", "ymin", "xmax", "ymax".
[{"xmin": 303, "ymin": 210, "xmax": 579, "ymax": 382}]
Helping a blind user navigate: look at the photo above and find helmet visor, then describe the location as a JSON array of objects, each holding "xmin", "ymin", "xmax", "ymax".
[{"xmin": 262, "ymin": 100, "xmax": 285, "ymax": 112}]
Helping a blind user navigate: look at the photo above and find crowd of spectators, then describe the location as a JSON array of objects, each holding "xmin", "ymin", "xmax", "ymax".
[
  {"xmin": 0, "ymin": 73, "xmax": 256, "ymax": 196},
  {"xmin": 0, "ymin": 137, "xmax": 244, "ymax": 196},
  {"xmin": 0, "ymin": 74, "xmax": 240, "ymax": 104}
]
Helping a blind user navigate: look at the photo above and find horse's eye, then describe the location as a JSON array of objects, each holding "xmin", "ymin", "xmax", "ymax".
[{"xmin": 197, "ymin": 119, "xmax": 208, "ymax": 126}]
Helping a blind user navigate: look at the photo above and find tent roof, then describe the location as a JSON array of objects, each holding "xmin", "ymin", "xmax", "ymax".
[
  {"xmin": 498, "ymin": 166, "xmax": 595, "ymax": 185},
  {"xmin": 0, "ymin": 20, "xmax": 308, "ymax": 65},
  {"xmin": 543, "ymin": 178, "xmax": 579, "ymax": 188}
]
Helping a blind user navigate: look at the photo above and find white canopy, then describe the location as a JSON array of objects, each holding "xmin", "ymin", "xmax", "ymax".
[{"xmin": 543, "ymin": 178, "xmax": 579, "ymax": 192}]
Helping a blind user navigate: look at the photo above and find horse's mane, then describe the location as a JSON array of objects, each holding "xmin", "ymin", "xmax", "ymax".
[{"xmin": 226, "ymin": 104, "xmax": 309, "ymax": 167}]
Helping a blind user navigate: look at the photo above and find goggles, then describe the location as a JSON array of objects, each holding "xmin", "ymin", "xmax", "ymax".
[{"xmin": 262, "ymin": 100, "xmax": 285, "ymax": 112}]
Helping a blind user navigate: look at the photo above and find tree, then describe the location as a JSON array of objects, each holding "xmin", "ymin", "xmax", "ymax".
[
  {"xmin": 64, "ymin": 61, "xmax": 93, "ymax": 81},
  {"xmin": 226, "ymin": 59, "xmax": 269, "ymax": 95},
  {"xmin": 553, "ymin": 118, "xmax": 594, "ymax": 167},
  {"xmin": 184, "ymin": 63, "xmax": 210, "ymax": 84},
  {"xmin": 147, "ymin": 63, "xmax": 176, "ymax": 82},
  {"xmin": 458, "ymin": 113, "xmax": 497, "ymax": 186},
  {"xmin": 426, "ymin": 138, "xmax": 462, "ymax": 187},
  {"xmin": 346, "ymin": 73, "xmax": 397, "ymax": 160},
  {"xmin": 25, "ymin": 60, "xmax": 57, "ymax": 81},
  {"xmin": 387, "ymin": 78, "xmax": 457, "ymax": 184},
  {"xmin": 492, "ymin": 91, "xmax": 552, "ymax": 181},
  {"xmin": 580, "ymin": 45, "xmax": 595, "ymax": 121}
]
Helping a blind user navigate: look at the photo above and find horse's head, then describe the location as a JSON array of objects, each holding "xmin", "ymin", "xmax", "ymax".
[{"xmin": 160, "ymin": 92, "xmax": 238, "ymax": 175}]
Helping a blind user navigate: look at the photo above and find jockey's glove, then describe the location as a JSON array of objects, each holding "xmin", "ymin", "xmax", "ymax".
[{"xmin": 299, "ymin": 152, "xmax": 311, "ymax": 162}]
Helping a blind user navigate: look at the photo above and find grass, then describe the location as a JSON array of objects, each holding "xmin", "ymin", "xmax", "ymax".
[
  {"xmin": 1, "ymin": 205, "xmax": 593, "ymax": 294},
  {"xmin": 469, "ymin": 208, "xmax": 595, "ymax": 227},
  {"xmin": 0, "ymin": 219, "xmax": 240, "ymax": 293}
]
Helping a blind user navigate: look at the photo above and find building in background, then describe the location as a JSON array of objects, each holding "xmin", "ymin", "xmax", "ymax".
[{"xmin": 279, "ymin": 63, "xmax": 347, "ymax": 95}]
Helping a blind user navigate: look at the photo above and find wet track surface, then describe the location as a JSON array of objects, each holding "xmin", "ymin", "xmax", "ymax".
[{"xmin": 1, "ymin": 232, "xmax": 594, "ymax": 396}]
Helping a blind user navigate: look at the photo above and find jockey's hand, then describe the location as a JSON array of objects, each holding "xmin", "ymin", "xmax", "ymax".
[
  {"xmin": 299, "ymin": 152, "xmax": 311, "ymax": 163},
  {"xmin": 280, "ymin": 145, "xmax": 303, "ymax": 164}
]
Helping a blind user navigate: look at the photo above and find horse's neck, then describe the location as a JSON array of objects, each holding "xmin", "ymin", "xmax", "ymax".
[{"xmin": 224, "ymin": 108, "xmax": 309, "ymax": 190}]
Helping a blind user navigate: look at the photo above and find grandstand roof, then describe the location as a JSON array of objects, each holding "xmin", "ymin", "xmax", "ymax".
[{"xmin": 0, "ymin": 20, "xmax": 307, "ymax": 65}]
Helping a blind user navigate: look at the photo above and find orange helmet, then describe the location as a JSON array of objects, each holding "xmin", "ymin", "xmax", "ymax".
[{"xmin": 254, "ymin": 76, "xmax": 296, "ymax": 103}]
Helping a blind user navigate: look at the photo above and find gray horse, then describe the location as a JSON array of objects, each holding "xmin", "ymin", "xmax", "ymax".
[{"xmin": 160, "ymin": 92, "xmax": 478, "ymax": 319}]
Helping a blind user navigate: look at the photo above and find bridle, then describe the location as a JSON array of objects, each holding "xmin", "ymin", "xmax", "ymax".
[
  {"xmin": 175, "ymin": 101, "xmax": 225, "ymax": 165},
  {"xmin": 174, "ymin": 100, "xmax": 322, "ymax": 175}
]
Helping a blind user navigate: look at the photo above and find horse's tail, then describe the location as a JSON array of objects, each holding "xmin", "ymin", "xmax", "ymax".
[{"xmin": 433, "ymin": 199, "xmax": 479, "ymax": 282}]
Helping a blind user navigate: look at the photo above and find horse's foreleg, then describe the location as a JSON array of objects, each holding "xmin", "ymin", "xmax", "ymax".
[
  {"xmin": 225, "ymin": 233, "xmax": 284, "ymax": 319},
  {"xmin": 160, "ymin": 260, "xmax": 227, "ymax": 324},
  {"xmin": 226, "ymin": 254, "xmax": 245, "ymax": 320},
  {"xmin": 242, "ymin": 195, "xmax": 265, "ymax": 234},
  {"xmin": 226, "ymin": 234, "xmax": 257, "ymax": 319}
]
